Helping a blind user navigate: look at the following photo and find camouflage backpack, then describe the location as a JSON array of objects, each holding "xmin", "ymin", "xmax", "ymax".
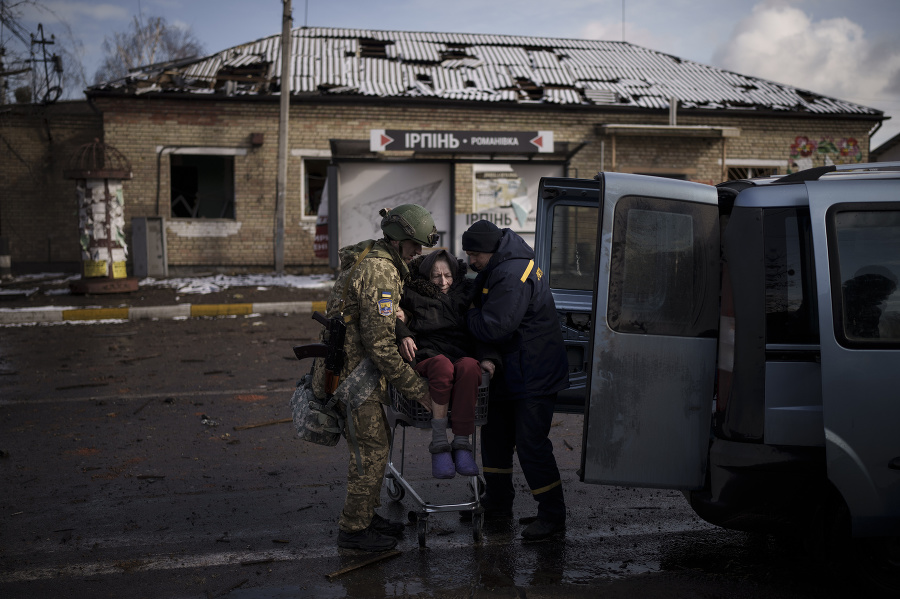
[
  {"xmin": 289, "ymin": 358, "xmax": 381, "ymax": 473},
  {"xmin": 290, "ymin": 374, "xmax": 342, "ymax": 446}
]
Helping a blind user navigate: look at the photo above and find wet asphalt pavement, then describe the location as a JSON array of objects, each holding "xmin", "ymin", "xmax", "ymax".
[{"xmin": 0, "ymin": 310, "xmax": 874, "ymax": 598}]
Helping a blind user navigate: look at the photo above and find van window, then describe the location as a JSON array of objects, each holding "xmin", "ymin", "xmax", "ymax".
[
  {"xmin": 764, "ymin": 208, "xmax": 819, "ymax": 344},
  {"xmin": 548, "ymin": 204, "xmax": 598, "ymax": 291},
  {"xmin": 607, "ymin": 196, "xmax": 718, "ymax": 337},
  {"xmin": 832, "ymin": 208, "xmax": 900, "ymax": 346}
]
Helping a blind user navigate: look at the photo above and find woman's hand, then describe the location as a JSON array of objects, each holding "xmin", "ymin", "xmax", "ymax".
[
  {"xmin": 399, "ymin": 336, "xmax": 417, "ymax": 363},
  {"xmin": 395, "ymin": 305, "xmax": 406, "ymax": 322},
  {"xmin": 480, "ymin": 359, "xmax": 496, "ymax": 379}
]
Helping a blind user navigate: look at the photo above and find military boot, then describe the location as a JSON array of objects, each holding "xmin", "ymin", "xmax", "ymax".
[
  {"xmin": 337, "ymin": 526, "xmax": 398, "ymax": 551},
  {"xmin": 370, "ymin": 513, "xmax": 404, "ymax": 537}
]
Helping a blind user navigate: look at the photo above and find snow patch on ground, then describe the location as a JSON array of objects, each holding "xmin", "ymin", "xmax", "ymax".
[{"xmin": 3, "ymin": 273, "xmax": 334, "ymax": 296}]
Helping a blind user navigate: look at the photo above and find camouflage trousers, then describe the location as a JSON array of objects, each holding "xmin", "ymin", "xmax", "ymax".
[{"xmin": 338, "ymin": 398, "xmax": 390, "ymax": 532}]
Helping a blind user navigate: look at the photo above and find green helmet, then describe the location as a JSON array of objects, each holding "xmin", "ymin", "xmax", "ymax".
[{"xmin": 379, "ymin": 204, "xmax": 439, "ymax": 247}]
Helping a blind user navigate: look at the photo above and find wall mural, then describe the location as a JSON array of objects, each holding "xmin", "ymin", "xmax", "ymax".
[
  {"xmin": 788, "ymin": 135, "xmax": 862, "ymax": 172},
  {"xmin": 337, "ymin": 163, "xmax": 451, "ymax": 250}
]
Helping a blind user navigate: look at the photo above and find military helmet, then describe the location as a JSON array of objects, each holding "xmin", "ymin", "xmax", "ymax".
[{"xmin": 379, "ymin": 204, "xmax": 439, "ymax": 247}]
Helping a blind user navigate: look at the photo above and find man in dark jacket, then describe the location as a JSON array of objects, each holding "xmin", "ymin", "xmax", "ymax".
[{"xmin": 463, "ymin": 219, "xmax": 569, "ymax": 541}]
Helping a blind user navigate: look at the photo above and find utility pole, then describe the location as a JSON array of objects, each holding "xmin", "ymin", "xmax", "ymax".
[{"xmin": 274, "ymin": 0, "xmax": 291, "ymax": 273}]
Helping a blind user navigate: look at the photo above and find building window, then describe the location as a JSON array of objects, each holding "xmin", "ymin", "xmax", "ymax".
[
  {"xmin": 303, "ymin": 159, "xmax": 329, "ymax": 218},
  {"xmin": 171, "ymin": 154, "xmax": 235, "ymax": 218},
  {"xmin": 727, "ymin": 166, "xmax": 779, "ymax": 180}
]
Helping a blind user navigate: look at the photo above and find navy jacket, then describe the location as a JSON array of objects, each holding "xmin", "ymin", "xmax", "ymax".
[{"xmin": 466, "ymin": 229, "xmax": 568, "ymax": 400}]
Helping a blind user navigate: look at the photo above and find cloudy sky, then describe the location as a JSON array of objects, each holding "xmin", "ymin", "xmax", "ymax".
[{"xmin": 14, "ymin": 0, "xmax": 900, "ymax": 148}]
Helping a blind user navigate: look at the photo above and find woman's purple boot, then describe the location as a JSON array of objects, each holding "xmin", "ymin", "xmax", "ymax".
[
  {"xmin": 451, "ymin": 437, "xmax": 479, "ymax": 476},
  {"xmin": 430, "ymin": 443, "xmax": 456, "ymax": 479}
]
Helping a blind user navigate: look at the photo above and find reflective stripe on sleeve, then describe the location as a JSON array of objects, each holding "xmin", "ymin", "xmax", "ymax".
[{"xmin": 520, "ymin": 260, "xmax": 534, "ymax": 283}]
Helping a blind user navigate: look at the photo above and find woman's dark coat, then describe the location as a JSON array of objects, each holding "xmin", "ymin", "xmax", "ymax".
[{"xmin": 396, "ymin": 250, "xmax": 496, "ymax": 367}]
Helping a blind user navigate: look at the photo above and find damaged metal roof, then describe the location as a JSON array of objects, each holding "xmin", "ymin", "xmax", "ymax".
[{"xmin": 89, "ymin": 27, "xmax": 881, "ymax": 117}]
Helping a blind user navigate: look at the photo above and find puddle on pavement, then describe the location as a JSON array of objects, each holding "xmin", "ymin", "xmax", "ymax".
[{"xmin": 226, "ymin": 578, "xmax": 428, "ymax": 599}]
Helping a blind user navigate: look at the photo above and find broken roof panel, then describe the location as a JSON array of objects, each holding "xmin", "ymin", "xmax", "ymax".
[{"xmin": 88, "ymin": 26, "xmax": 882, "ymax": 118}]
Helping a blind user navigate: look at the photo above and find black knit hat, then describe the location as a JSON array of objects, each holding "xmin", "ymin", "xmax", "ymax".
[{"xmin": 462, "ymin": 220, "xmax": 502, "ymax": 253}]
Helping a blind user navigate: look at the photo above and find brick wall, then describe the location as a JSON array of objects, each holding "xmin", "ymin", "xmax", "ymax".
[
  {"xmin": 11, "ymin": 95, "xmax": 877, "ymax": 273},
  {"xmin": 0, "ymin": 102, "xmax": 103, "ymax": 270}
]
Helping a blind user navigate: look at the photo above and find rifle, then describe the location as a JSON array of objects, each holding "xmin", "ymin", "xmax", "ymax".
[{"xmin": 292, "ymin": 311, "xmax": 346, "ymax": 396}]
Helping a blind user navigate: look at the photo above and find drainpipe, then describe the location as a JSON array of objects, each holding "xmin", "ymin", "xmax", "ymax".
[{"xmin": 156, "ymin": 146, "xmax": 182, "ymax": 216}]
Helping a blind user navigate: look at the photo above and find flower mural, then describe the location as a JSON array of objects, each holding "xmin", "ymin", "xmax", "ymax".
[
  {"xmin": 839, "ymin": 137, "xmax": 862, "ymax": 161},
  {"xmin": 788, "ymin": 135, "xmax": 863, "ymax": 173},
  {"xmin": 791, "ymin": 136, "xmax": 817, "ymax": 157}
]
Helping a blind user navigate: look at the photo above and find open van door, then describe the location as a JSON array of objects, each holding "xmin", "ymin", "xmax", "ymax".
[
  {"xmin": 534, "ymin": 177, "xmax": 603, "ymax": 414},
  {"xmin": 807, "ymin": 178, "xmax": 900, "ymax": 536},
  {"xmin": 579, "ymin": 173, "xmax": 720, "ymax": 489}
]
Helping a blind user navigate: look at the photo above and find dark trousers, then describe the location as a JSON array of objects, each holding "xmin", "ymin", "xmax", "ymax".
[{"xmin": 479, "ymin": 393, "xmax": 565, "ymax": 523}]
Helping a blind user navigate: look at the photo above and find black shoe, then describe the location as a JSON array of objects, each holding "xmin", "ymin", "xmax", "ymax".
[
  {"xmin": 370, "ymin": 513, "xmax": 404, "ymax": 537},
  {"xmin": 337, "ymin": 527, "xmax": 398, "ymax": 551},
  {"xmin": 521, "ymin": 518, "xmax": 565, "ymax": 541},
  {"xmin": 460, "ymin": 494, "xmax": 513, "ymax": 521}
]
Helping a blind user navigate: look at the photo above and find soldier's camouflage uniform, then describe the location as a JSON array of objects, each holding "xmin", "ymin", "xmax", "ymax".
[{"xmin": 312, "ymin": 238, "xmax": 429, "ymax": 533}]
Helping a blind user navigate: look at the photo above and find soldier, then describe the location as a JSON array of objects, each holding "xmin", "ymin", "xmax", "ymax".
[{"xmin": 312, "ymin": 204, "xmax": 437, "ymax": 551}]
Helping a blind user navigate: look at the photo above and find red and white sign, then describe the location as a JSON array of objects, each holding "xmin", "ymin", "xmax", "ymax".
[{"xmin": 370, "ymin": 130, "xmax": 554, "ymax": 153}]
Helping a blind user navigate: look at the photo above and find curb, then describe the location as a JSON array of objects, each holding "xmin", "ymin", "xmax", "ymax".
[{"xmin": 0, "ymin": 300, "xmax": 328, "ymax": 325}]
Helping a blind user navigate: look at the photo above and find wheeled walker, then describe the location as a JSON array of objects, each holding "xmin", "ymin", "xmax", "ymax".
[{"xmin": 384, "ymin": 372, "xmax": 489, "ymax": 547}]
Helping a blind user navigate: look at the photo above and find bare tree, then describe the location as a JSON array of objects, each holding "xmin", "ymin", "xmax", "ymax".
[
  {"xmin": 1, "ymin": 0, "xmax": 84, "ymax": 103},
  {"xmin": 93, "ymin": 15, "xmax": 205, "ymax": 84}
]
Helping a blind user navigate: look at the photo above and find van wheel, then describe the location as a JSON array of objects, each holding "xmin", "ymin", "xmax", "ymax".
[
  {"xmin": 827, "ymin": 489, "xmax": 900, "ymax": 595},
  {"xmin": 855, "ymin": 535, "xmax": 900, "ymax": 596}
]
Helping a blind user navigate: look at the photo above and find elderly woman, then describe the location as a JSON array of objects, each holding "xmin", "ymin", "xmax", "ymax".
[{"xmin": 395, "ymin": 249, "xmax": 498, "ymax": 479}]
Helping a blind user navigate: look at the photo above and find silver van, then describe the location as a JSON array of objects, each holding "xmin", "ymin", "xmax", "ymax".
[{"xmin": 534, "ymin": 163, "xmax": 900, "ymax": 586}]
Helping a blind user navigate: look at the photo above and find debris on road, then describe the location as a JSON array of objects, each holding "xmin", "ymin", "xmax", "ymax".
[
  {"xmin": 132, "ymin": 398, "xmax": 155, "ymax": 415},
  {"xmin": 325, "ymin": 549, "xmax": 402, "ymax": 580},
  {"xmin": 233, "ymin": 418, "xmax": 291, "ymax": 431}
]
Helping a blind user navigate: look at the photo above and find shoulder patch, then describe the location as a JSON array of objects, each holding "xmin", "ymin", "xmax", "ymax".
[{"xmin": 377, "ymin": 288, "xmax": 394, "ymax": 316}]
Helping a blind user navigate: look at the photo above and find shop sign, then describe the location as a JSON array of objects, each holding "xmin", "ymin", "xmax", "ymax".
[{"xmin": 370, "ymin": 130, "xmax": 554, "ymax": 153}]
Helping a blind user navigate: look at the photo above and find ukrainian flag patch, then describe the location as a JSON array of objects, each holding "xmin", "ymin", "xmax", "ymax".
[{"xmin": 377, "ymin": 289, "xmax": 394, "ymax": 316}]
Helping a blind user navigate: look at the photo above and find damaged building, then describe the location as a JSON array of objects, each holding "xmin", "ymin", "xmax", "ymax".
[{"xmin": 0, "ymin": 27, "xmax": 886, "ymax": 273}]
